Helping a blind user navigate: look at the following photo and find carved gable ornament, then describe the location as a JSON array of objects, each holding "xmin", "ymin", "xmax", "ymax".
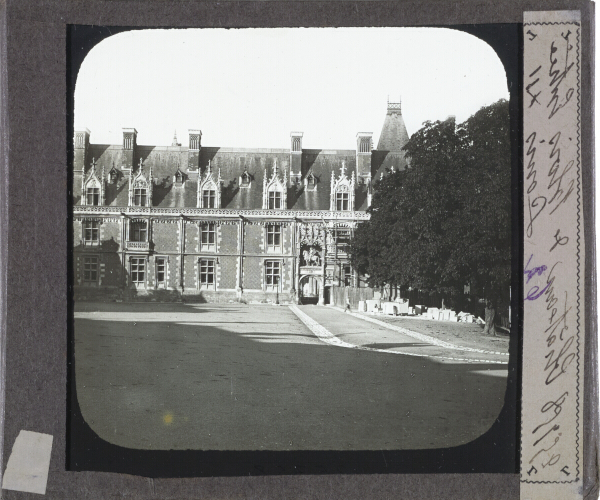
[
  {"xmin": 81, "ymin": 158, "xmax": 105, "ymax": 206},
  {"xmin": 298, "ymin": 223, "xmax": 324, "ymax": 247}
]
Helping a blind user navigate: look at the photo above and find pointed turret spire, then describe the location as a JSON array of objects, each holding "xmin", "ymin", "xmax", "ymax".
[
  {"xmin": 172, "ymin": 130, "xmax": 179, "ymax": 146},
  {"xmin": 373, "ymin": 98, "xmax": 410, "ymax": 178},
  {"xmin": 377, "ymin": 98, "xmax": 409, "ymax": 152}
]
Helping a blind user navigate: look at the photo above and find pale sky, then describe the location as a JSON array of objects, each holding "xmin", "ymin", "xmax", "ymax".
[{"xmin": 74, "ymin": 28, "xmax": 509, "ymax": 150}]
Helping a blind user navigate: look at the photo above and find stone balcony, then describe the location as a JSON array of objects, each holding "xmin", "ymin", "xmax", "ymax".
[
  {"xmin": 126, "ymin": 241, "xmax": 150, "ymax": 251},
  {"xmin": 82, "ymin": 239, "xmax": 100, "ymax": 247}
]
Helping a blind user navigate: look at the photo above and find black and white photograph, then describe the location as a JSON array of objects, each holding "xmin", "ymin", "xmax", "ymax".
[{"xmin": 69, "ymin": 26, "xmax": 518, "ymax": 475}]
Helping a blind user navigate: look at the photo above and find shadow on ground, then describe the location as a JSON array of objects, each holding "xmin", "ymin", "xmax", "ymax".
[{"xmin": 73, "ymin": 302, "xmax": 509, "ymax": 453}]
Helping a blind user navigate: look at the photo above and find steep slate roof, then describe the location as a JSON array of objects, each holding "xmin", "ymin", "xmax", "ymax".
[
  {"xmin": 74, "ymin": 102, "xmax": 411, "ymax": 210},
  {"xmin": 75, "ymin": 144, "xmax": 363, "ymax": 211},
  {"xmin": 376, "ymin": 102, "xmax": 410, "ymax": 151}
]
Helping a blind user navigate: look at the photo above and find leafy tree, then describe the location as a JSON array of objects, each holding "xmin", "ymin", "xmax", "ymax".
[{"xmin": 351, "ymin": 100, "xmax": 511, "ymax": 332}]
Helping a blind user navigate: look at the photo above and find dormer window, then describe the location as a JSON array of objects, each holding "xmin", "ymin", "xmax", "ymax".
[
  {"xmin": 330, "ymin": 161, "xmax": 355, "ymax": 212},
  {"xmin": 108, "ymin": 167, "xmax": 119, "ymax": 184},
  {"xmin": 240, "ymin": 170, "xmax": 252, "ymax": 188},
  {"xmin": 336, "ymin": 190, "xmax": 349, "ymax": 211},
  {"xmin": 203, "ymin": 189, "xmax": 216, "ymax": 208},
  {"xmin": 197, "ymin": 161, "xmax": 222, "ymax": 208},
  {"xmin": 82, "ymin": 158, "xmax": 105, "ymax": 206},
  {"xmin": 128, "ymin": 159, "xmax": 153, "ymax": 208},
  {"xmin": 134, "ymin": 188, "xmax": 147, "ymax": 207},
  {"xmin": 262, "ymin": 160, "xmax": 287, "ymax": 210},
  {"xmin": 305, "ymin": 172, "xmax": 317, "ymax": 191},
  {"xmin": 86, "ymin": 187, "xmax": 100, "ymax": 205},
  {"xmin": 268, "ymin": 190, "xmax": 282, "ymax": 209},
  {"xmin": 174, "ymin": 169, "xmax": 185, "ymax": 187}
]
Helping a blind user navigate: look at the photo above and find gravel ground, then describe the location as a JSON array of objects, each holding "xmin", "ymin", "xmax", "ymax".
[{"xmin": 349, "ymin": 310, "xmax": 510, "ymax": 354}]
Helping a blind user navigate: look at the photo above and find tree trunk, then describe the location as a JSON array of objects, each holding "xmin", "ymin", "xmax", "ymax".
[{"xmin": 483, "ymin": 300, "xmax": 496, "ymax": 336}]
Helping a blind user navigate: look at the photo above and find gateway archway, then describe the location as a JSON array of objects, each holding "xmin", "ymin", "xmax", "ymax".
[{"xmin": 298, "ymin": 275, "xmax": 321, "ymax": 305}]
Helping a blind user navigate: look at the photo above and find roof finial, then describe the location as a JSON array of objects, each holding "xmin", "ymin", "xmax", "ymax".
[{"xmin": 172, "ymin": 130, "xmax": 178, "ymax": 146}]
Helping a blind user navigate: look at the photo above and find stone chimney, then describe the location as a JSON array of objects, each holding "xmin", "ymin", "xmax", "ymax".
[
  {"xmin": 74, "ymin": 129, "xmax": 90, "ymax": 173},
  {"xmin": 122, "ymin": 128, "xmax": 137, "ymax": 170},
  {"xmin": 290, "ymin": 131, "xmax": 303, "ymax": 184},
  {"xmin": 188, "ymin": 129, "xmax": 201, "ymax": 171},
  {"xmin": 356, "ymin": 132, "xmax": 372, "ymax": 184}
]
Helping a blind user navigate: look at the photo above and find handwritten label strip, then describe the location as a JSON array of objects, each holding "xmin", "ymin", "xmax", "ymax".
[{"xmin": 521, "ymin": 9, "xmax": 583, "ymax": 500}]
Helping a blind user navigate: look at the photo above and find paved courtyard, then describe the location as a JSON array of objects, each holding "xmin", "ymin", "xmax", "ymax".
[{"xmin": 74, "ymin": 302, "xmax": 510, "ymax": 451}]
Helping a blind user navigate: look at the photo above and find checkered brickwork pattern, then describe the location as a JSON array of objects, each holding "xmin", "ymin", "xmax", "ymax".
[
  {"xmin": 219, "ymin": 224, "xmax": 238, "ymax": 253},
  {"xmin": 243, "ymin": 256, "xmax": 262, "ymax": 289},
  {"xmin": 219, "ymin": 256, "xmax": 236, "ymax": 289}
]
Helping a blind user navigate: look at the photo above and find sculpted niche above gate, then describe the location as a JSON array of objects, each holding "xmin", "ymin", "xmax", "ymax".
[
  {"xmin": 301, "ymin": 245, "xmax": 321, "ymax": 267},
  {"xmin": 297, "ymin": 223, "xmax": 325, "ymax": 269}
]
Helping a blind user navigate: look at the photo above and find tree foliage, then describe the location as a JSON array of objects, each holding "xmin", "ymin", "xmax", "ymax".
[{"xmin": 351, "ymin": 99, "xmax": 511, "ymax": 309}]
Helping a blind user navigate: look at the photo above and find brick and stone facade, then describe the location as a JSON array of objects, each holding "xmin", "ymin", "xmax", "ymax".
[{"xmin": 73, "ymin": 102, "xmax": 410, "ymax": 304}]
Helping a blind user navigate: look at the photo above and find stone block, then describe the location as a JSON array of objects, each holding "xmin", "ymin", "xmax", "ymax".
[
  {"xmin": 382, "ymin": 302, "xmax": 397, "ymax": 315},
  {"xmin": 366, "ymin": 299, "xmax": 381, "ymax": 313}
]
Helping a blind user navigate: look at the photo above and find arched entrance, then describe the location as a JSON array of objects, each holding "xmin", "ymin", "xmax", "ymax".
[{"xmin": 299, "ymin": 275, "xmax": 320, "ymax": 305}]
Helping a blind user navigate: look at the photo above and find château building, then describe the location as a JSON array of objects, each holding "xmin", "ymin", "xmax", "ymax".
[{"xmin": 72, "ymin": 101, "xmax": 410, "ymax": 304}]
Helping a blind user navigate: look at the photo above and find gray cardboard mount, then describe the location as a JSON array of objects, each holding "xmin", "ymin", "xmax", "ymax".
[{"xmin": 0, "ymin": 0, "xmax": 596, "ymax": 499}]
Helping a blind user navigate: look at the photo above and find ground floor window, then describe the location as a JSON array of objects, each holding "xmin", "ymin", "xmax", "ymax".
[
  {"xmin": 265, "ymin": 261, "xmax": 281, "ymax": 292},
  {"xmin": 156, "ymin": 258, "xmax": 166, "ymax": 286},
  {"xmin": 83, "ymin": 256, "xmax": 98, "ymax": 284},
  {"xmin": 130, "ymin": 257, "xmax": 146, "ymax": 285},
  {"xmin": 200, "ymin": 259, "xmax": 215, "ymax": 289}
]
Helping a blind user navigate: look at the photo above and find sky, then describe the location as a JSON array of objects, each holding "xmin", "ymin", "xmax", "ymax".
[{"xmin": 74, "ymin": 27, "xmax": 509, "ymax": 150}]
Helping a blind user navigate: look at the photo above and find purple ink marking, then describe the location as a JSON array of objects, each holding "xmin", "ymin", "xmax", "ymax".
[
  {"xmin": 524, "ymin": 254, "xmax": 550, "ymax": 300},
  {"xmin": 524, "ymin": 254, "xmax": 547, "ymax": 284}
]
